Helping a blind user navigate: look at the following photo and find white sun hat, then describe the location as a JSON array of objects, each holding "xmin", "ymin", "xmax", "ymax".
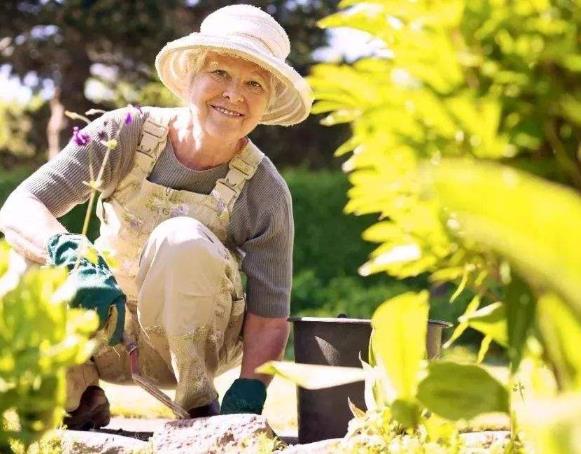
[{"xmin": 155, "ymin": 4, "xmax": 313, "ymax": 127}]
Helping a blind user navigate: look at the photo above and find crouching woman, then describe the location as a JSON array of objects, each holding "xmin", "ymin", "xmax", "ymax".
[{"xmin": 0, "ymin": 4, "xmax": 311, "ymax": 428}]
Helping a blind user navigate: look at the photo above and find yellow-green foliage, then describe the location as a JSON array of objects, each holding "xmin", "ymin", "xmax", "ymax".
[
  {"xmin": 0, "ymin": 98, "xmax": 43, "ymax": 159},
  {"xmin": 310, "ymin": 0, "xmax": 580, "ymax": 291},
  {"xmin": 0, "ymin": 241, "xmax": 98, "ymax": 450},
  {"xmin": 309, "ymin": 1, "xmax": 581, "ymax": 452}
]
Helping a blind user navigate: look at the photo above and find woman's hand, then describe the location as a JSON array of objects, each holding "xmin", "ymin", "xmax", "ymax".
[
  {"xmin": 47, "ymin": 232, "xmax": 126, "ymax": 346},
  {"xmin": 220, "ymin": 313, "xmax": 289, "ymax": 414},
  {"xmin": 220, "ymin": 378, "xmax": 266, "ymax": 415}
]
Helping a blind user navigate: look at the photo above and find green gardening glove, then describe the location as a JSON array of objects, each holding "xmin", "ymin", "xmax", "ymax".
[
  {"xmin": 47, "ymin": 233, "xmax": 126, "ymax": 346},
  {"xmin": 220, "ymin": 378, "xmax": 267, "ymax": 415}
]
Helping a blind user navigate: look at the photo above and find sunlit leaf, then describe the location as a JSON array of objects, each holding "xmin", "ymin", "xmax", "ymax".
[
  {"xmin": 450, "ymin": 265, "xmax": 469, "ymax": 302},
  {"xmin": 418, "ymin": 361, "xmax": 509, "ymax": 420},
  {"xmin": 443, "ymin": 294, "xmax": 481, "ymax": 349},
  {"xmin": 432, "ymin": 159, "xmax": 581, "ymax": 314},
  {"xmin": 371, "ymin": 291, "xmax": 429, "ymax": 399},
  {"xmin": 459, "ymin": 302, "xmax": 508, "ymax": 347},
  {"xmin": 537, "ymin": 293, "xmax": 581, "ymax": 391},
  {"xmin": 477, "ymin": 335, "xmax": 493, "ymax": 364},
  {"xmin": 362, "ymin": 347, "xmax": 396, "ymax": 410},
  {"xmin": 348, "ymin": 397, "xmax": 366, "ymax": 419},
  {"xmin": 256, "ymin": 361, "xmax": 366, "ymax": 389},
  {"xmin": 0, "ymin": 240, "xmax": 96, "ymax": 447}
]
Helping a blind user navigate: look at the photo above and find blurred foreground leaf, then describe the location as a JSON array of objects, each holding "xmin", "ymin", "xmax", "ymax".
[
  {"xmin": 256, "ymin": 361, "xmax": 366, "ymax": 389},
  {"xmin": 520, "ymin": 392, "xmax": 581, "ymax": 454},
  {"xmin": 432, "ymin": 159, "xmax": 581, "ymax": 313},
  {"xmin": 458, "ymin": 302, "xmax": 507, "ymax": 347},
  {"xmin": 0, "ymin": 241, "xmax": 97, "ymax": 449},
  {"xmin": 417, "ymin": 361, "xmax": 509, "ymax": 420},
  {"xmin": 371, "ymin": 291, "xmax": 429, "ymax": 400},
  {"xmin": 537, "ymin": 293, "xmax": 581, "ymax": 391}
]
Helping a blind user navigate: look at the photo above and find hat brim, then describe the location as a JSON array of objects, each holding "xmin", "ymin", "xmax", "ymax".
[{"xmin": 155, "ymin": 34, "xmax": 313, "ymax": 126}]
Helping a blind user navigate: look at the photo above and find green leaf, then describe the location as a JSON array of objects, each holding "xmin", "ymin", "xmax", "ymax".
[
  {"xmin": 391, "ymin": 398, "xmax": 421, "ymax": 429},
  {"xmin": 371, "ymin": 291, "xmax": 429, "ymax": 399},
  {"xmin": 450, "ymin": 265, "xmax": 469, "ymax": 302},
  {"xmin": 348, "ymin": 397, "xmax": 366, "ymax": 420},
  {"xmin": 459, "ymin": 302, "xmax": 508, "ymax": 347},
  {"xmin": 443, "ymin": 294, "xmax": 481, "ymax": 348},
  {"xmin": 417, "ymin": 361, "xmax": 509, "ymax": 420},
  {"xmin": 476, "ymin": 335, "xmax": 493, "ymax": 364},
  {"xmin": 432, "ymin": 159, "xmax": 581, "ymax": 315},
  {"xmin": 256, "ymin": 361, "xmax": 366, "ymax": 389},
  {"xmin": 0, "ymin": 240, "xmax": 97, "ymax": 447},
  {"xmin": 505, "ymin": 274, "xmax": 536, "ymax": 374},
  {"xmin": 537, "ymin": 293, "xmax": 581, "ymax": 391}
]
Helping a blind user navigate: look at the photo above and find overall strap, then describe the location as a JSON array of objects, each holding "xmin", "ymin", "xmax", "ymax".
[
  {"xmin": 99, "ymin": 109, "xmax": 171, "ymax": 200},
  {"xmin": 212, "ymin": 141, "xmax": 265, "ymax": 214},
  {"xmin": 136, "ymin": 110, "xmax": 171, "ymax": 173}
]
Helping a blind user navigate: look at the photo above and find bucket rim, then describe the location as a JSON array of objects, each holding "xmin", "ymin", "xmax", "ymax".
[{"xmin": 288, "ymin": 316, "xmax": 452, "ymax": 328}]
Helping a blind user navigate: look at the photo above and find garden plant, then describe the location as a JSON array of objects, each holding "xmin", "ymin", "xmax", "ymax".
[
  {"xmin": 0, "ymin": 241, "xmax": 98, "ymax": 452},
  {"xmin": 262, "ymin": 0, "xmax": 581, "ymax": 452},
  {"xmin": 1, "ymin": 0, "xmax": 580, "ymax": 452},
  {"xmin": 0, "ymin": 106, "xmax": 136, "ymax": 452}
]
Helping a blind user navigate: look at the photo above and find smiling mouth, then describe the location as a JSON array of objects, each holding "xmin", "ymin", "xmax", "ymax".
[{"xmin": 210, "ymin": 105, "xmax": 244, "ymax": 118}]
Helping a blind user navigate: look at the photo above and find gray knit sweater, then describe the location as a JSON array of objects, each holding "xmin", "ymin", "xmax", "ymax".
[{"xmin": 20, "ymin": 107, "xmax": 293, "ymax": 318}]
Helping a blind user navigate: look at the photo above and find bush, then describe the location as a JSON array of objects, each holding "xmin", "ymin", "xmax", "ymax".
[
  {"xmin": 0, "ymin": 241, "xmax": 97, "ymax": 450},
  {"xmin": 283, "ymin": 168, "xmax": 376, "ymax": 283}
]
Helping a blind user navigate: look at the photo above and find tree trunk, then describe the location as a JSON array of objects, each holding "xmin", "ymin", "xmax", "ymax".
[
  {"xmin": 49, "ymin": 39, "xmax": 93, "ymax": 161},
  {"xmin": 47, "ymin": 88, "xmax": 65, "ymax": 161}
]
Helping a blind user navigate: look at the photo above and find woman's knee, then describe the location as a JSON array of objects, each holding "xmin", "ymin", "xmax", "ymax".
[
  {"xmin": 139, "ymin": 216, "xmax": 227, "ymax": 285},
  {"xmin": 145, "ymin": 216, "xmax": 219, "ymax": 256}
]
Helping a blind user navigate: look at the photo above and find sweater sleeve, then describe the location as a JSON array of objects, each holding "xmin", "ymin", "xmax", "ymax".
[
  {"xmin": 19, "ymin": 107, "xmax": 141, "ymax": 217},
  {"xmin": 239, "ymin": 180, "xmax": 294, "ymax": 318}
]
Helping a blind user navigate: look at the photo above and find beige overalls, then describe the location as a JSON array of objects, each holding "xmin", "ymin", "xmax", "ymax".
[{"xmin": 66, "ymin": 108, "xmax": 264, "ymax": 412}]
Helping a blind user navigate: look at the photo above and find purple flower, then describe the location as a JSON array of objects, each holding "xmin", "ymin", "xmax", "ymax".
[
  {"xmin": 125, "ymin": 104, "xmax": 143, "ymax": 125},
  {"xmin": 72, "ymin": 126, "xmax": 91, "ymax": 146},
  {"xmin": 97, "ymin": 130, "xmax": 107, "ymax": 141}
]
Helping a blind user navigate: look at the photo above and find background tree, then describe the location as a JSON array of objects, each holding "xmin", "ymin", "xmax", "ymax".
[{"xmin": 0, "ymin": 0, "xmax": 347, "ymax": 166}]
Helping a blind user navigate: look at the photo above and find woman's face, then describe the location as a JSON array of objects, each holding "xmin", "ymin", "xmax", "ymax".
[{"xmin": 188, "ymin": 52, "xmax": 271, "ymax": 143}]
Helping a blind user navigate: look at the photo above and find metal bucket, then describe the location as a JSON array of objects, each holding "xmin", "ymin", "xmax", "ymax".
[{"xmin": 289, "ymin": 316, "xmax": 451, "ymax": 443}]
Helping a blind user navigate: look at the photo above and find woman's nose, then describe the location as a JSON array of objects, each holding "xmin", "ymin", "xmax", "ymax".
[{"xmin": 222, "ymin": 84, "xmax": 244, "ymax": 104}]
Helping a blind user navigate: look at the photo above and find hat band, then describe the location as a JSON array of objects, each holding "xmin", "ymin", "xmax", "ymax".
[{"xmin": 226, "ymin": 32, "xmax": 278, "ymax": 58}]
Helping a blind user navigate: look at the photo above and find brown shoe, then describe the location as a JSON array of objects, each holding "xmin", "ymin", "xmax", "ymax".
[
  {"xmin": 188, "ymin": 398, "xmax": 220, "ymax": 418},
  {"xmin": 63, "ymin": 385, "xmax": 111, "ymax": 430}
]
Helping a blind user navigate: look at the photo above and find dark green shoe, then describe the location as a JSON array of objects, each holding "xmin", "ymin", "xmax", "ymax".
[{"xmin": 63, "ymin": 386, "xmax": 111, "ymax": 430}]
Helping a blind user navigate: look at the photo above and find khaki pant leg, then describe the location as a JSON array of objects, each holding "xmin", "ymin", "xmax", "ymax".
[
  {"xmin": 92, "ymin": 306, "xmax": 177, "ymax": 388},
  {"xmin": 136, "ymin": 216, "xmax": 244, "ymax": 410},
  {"xmin": 65, "ymin": 362, "xmax": 100, "ymax": 411}
]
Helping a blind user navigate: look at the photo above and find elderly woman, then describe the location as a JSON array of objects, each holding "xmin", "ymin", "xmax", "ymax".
[{"xmin": 0, "ymin": 4, "xmax": 311, "ymax": 428}]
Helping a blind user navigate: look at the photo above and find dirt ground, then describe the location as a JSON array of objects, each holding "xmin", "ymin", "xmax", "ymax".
[{"xmin": 102, "ymin": 365, "xmax": 298, "ymax": 437}]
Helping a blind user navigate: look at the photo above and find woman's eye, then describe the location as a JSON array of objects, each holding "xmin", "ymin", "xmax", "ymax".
[
  {"xmin": 248, "ymin": 80, "xmax": 263, "ymax": 90},
  {"xmin": 211, "ymin": 69, "xmax": 227, "ymax": 78}
]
